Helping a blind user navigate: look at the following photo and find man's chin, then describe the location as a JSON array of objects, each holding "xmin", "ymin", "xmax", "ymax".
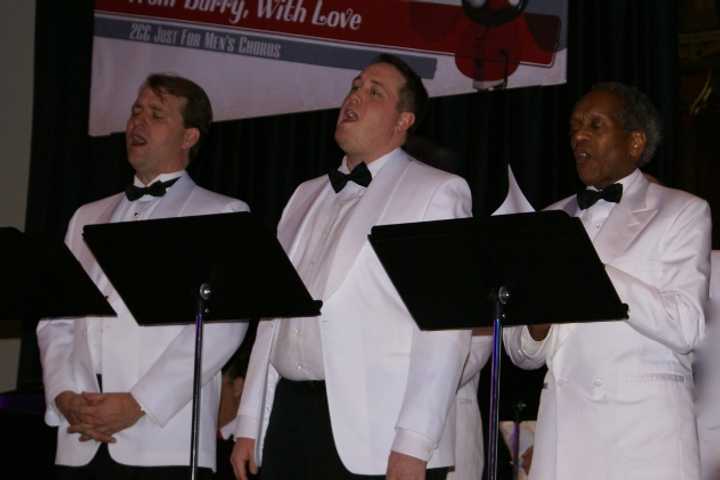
[
  {"xmin": 127, "ymin": 154, "xmax": 146, "ymax": 171},
  {"xmin": 127, "ymin": 146, "xmax": 143, "ymax": 158},
  {"xmin": 576, "ymin": 165, "xmax": 596, "ymax": 187},
  {"xmin": 334, "ymin": 123, "xmax": 351, "ymax": 137},
  {"xmin": 334, "ymin": 130, "xmax": 353, "ymax": 149}
]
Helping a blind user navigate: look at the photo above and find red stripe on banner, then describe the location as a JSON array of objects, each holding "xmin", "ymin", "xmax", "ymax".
[{"xmin": 95, "ymin": 0, "xmax": 497, "ymax": 55}]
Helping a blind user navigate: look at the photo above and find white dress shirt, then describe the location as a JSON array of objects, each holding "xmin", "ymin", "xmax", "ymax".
[{"xmin": 271, "ymin": 157, "xmax": 391, "ymax": 380}]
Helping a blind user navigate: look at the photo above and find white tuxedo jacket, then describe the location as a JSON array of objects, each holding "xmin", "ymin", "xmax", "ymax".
[
  {"xmin": 37, "ymin": 174, "xmax": 249, "ymax": 469},
  {"xmin": 504, "ymin": 172, "xmax": 711, "ymax": 480},
  {"xmin": 236, "ymin": 150, "xmax": 473, "ymax": 474}
]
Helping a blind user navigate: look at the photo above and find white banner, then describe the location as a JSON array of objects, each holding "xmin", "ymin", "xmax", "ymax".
[{"xmin": 90, "ymin": 0, "xmax": 567, "ymax": 135}]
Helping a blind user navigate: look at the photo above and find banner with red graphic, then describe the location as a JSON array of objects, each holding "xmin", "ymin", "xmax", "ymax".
[{"xmin": 89, "ymin": 0, "xmax": 567, "ymax": 135}]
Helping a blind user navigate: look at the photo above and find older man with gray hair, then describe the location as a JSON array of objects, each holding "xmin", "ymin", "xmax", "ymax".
[{"xmin": 504, "ymin": 82, "xmax": 711, "ymax": 480}]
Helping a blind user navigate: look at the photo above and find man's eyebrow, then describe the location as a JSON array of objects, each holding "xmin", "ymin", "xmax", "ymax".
[
  {"xmin": 143, "ymin": 99, "xmax": 168, "ymax": 111},
  {"xmin": 369, "ymin": 79, "xmax": 388, "ymax": 91}
]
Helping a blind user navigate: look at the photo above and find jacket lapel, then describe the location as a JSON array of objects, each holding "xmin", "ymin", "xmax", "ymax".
[
  {"xmin": 82, "ymin": 194, "xmax": 124, "ymax": 286},
  {"xmin": 556, "ymin": 196, "xmax": 579, "ymax": 218},
  {"xmin": 322, "ymin": 150, "xmax": 410, "ymax": 298},
  {"xmin": 278, "ymin": 178, "xmax": 330, "ymax": 259},
  {"xmin": 593, "ymin": 174, "xmax": 657, "ymax": 264}
]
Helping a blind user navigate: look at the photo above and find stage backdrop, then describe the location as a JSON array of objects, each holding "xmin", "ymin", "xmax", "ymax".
[{"xmin": 90, "ymin": 0, "xmax": 567, "ymax": 135}]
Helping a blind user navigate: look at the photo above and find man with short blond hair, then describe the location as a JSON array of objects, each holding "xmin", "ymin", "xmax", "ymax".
[{"xmin": 38, "ymin": 73, "xmax": 249, "ymax": 480}]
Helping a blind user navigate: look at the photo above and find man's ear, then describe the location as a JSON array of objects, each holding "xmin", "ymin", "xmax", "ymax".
[
  {"xmin": 395, "ymin": 111, "xmax": 416, "ymax": 135},
  {"xmin": 629, "ymin": 130, "xmax": 647, "ymax": 162},
  {"xmin": 182, "ymin": 128, "xmax": 200, "ymax": 151}
]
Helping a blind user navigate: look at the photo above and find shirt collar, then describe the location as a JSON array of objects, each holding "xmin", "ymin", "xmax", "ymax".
[
  {"xmin": 338, "ymin": 147, "xmax": 403, "ymax": 178},
  {"xmin": 133, "ymin": 170, "xmax": 186, "ymax": 187},
  {"xmin": 617, "ymin": 168, "xmax": 642, "ymax": 193},
  {"xmin": 589, "ymin": 168, "xmax": 641, "ymax": 194}
]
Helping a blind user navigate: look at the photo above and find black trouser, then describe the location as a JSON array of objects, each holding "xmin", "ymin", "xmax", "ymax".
[
  {"xmin": 55, "ymin": 443, "xmax": 213, "ymax": 480},
  {"xmin": 261, "ymin": 378, "xmax": 448, "ymax": 480}
]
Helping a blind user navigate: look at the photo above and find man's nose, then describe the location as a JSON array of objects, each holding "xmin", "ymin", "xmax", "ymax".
[
  {"xmin": 129, "ymin": 112, "xmax": 147, "ymax": 128},
  {"xmin": 347, "ymin": 91, "xmax": 361, "ymax": 105},
  {"xmin": 570, "ymin": 128, "xmax": 589, "ymax": 146}
]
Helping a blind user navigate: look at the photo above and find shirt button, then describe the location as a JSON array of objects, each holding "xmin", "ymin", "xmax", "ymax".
[
  {"xmin": 592, "ymin": 378, "xmax": 603, "ymax": 387},
  {"xmin": 296, "ymin": 364, "xmax": 302, "ymax": 370}
]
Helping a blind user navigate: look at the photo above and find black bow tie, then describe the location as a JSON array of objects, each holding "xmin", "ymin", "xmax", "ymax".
[
  {"xmin": 576, "ymin": 183, "xmax": 623, "ymax": 210},
  {"xmin": 328, "ymin": 162, "xmax": 372, "ymax": 193},
  {"xmin": 125, "ymin": 178, "xmax": 179, "ymax": 201}
]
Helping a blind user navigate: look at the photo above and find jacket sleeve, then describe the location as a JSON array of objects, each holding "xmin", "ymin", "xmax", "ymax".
[
  {"xmin": 503, "ymin": 325, "xmax": 556, "ymax": 370},
  {"xmin": 231, "ymin": 187, "xmax": 303, "ymax": 461},
  {"xmin": 130, "ymin": 200, "xmax": 251, "ymax": 426},
  {"xmin": 232, "ymin": 319, "xmax": 276, "ymax": 441},
  {"xmin": 393, "ymin": 176, "xmax": 474, "ymax": 460},
  {"xmin": 607, "ymin": 198, "xmax": 711, "ymax": 354},
  {"xmin": 459, "ymin": 335, "xmax": 493, "ymax": 387},
  {"xmin": 130, "ymin": 322, "xmax": 247, "ymax": 426},
  {"xmin": 36, "ymin": 210, "xmax": 83, "ymax": 426}
]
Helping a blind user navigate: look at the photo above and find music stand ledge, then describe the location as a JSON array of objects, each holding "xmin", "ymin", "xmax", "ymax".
[
  {"xmin": 83, "ymin": 211, "xmax": 321, "ymax": 480},
  {"xmin": 369, "ymin": 211, "xmax": 627, "ymax": 480}
]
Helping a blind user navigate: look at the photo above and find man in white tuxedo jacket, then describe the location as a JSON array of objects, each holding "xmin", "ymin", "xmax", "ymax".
[
  {"xmin": 37, "ymin": 74, "xmax": 248, "ymax": 479},
  {"xmin": 230, "ymin": 54, "xmax": 473, "ymax": 480},
  {"xmin": 504, "ymin": 83, "xmax": 711, "ymax": 480}
]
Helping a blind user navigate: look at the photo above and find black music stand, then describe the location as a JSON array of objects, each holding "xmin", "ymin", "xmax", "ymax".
[
  {"xmin": 83, "ymin": 211, "xmax": 321, "ymax": 480},
  {"xmin": 0, "ymin": 227, "xmax": 114, "ymax": 320},
  {"xmin": 368, "ymin": 210, "xmax": 627, "ymax": 480}
]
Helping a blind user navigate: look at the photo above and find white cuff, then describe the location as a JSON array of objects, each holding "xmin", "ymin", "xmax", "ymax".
[
  {"xmin": 391, "ymin": 428, "xmax": 435, "ymax": 462},
  {"xmin": 131, "ymin": 393, "xmax": 157, "ymax": 425},
  {"xmin": 519, "ymin": 326, "xmax": 547, "ymax": 357},
  {"xmin": 220, "ymin": 417, "xmax": 238, "ymax": 440},
  {"xmin": 234, "ymin": 414, "xmax": 261, "ymax": 440}
]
